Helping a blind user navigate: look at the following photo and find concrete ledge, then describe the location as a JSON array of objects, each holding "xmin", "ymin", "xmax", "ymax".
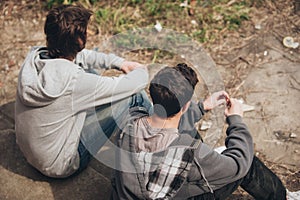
[{"xmin": 0, "ymin": 102, "xmax": 112, "ymax": 200}]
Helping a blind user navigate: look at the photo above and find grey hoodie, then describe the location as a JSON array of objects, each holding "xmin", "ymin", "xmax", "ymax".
[{"xmin": 15, "ymin": 47, "xmax": 148, "ymax": 178}]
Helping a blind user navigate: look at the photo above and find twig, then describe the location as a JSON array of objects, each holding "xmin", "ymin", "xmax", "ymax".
[
  {"xmin": 260, "ymin": 103, "xmax": 270, "ymax": 136},
  {"xmin": 290, "ymin": 75, "xmax": 300, "ymax": 85},
  {"xmin": 239, "ymin": 57, "xmax": 250, "ymax": 65},
  {"xmin": 289, "ymin": 77, "xmax": 300, "ymax": 91},
  {"xmin": 231, "ymin": 80, "xmax": 245, "ymax": 97},
  {"xmin": 227, "ymin": 0, "xmax": 237, "ymax": 6},
  {"xmin": 244, "ymin": 115, "xmax": 278, "ymax": 120},
  {"xmin": 245, "ymin": 89, "xmax": 288, "ymax": 95}
]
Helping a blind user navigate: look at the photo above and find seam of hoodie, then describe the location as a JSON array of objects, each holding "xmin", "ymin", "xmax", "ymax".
[
  {"xmin": 70, "ymin": 69, "xmax": 82, "ymax": 114},
  {"xmin": 194, "ymin": 157, "xmax": 214, "ymax": 194}
]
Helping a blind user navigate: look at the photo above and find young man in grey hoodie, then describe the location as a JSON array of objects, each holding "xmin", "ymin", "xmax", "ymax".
[
  {"xmin": 15, "ymin": 5, "xmax": 150, "ymax": 178},
  {"xmin": 111, "ymin": 63, "xmax": 286, "ymax": 199}
]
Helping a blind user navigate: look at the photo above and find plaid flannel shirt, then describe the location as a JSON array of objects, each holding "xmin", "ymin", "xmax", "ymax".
[
  {"xmin": 127, "ymin": 121, "xmax": 200, "ymax": 199},
  {"xmin": 116, "ymin": 107, "xmax": 201, "ymax": 199},
  {"xmin": 135, "ymin": 146, "xmax": 195, "ymax": 199}
]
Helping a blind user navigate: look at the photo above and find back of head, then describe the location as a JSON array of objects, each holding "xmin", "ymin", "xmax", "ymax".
[
  {"xmin": 150, "ymin": 63, "xmax": 198, "ymax": 118},
  {"xmin": 44, "ymin": 5, "xmax": 92, "ymax": 59}
]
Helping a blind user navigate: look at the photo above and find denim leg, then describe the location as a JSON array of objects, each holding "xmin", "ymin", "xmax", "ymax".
[
  {"xmin": 79, "ymin": 91, "xmax": 152, "ymax": 156},
  {"xmin": 75, "ymin": 69, "xmax": 152, "ymax": 172},
  {"xmin": 240, "ymin": 156, "xmax": 286, "ymax": 200},
  {"xmin": 129, "ymin": 90, "xmax": 152, "ymax": 110},
  {"xmin": 190, "ymin": 156, "xmax": 286, "ymax": 200},
  {"xmin": 189, "ymin": 179, "xmax": 242, "ymax": 200},
  {"xmin": 72, "ymin": 140, "xmax": 92, "ymax": 176}
]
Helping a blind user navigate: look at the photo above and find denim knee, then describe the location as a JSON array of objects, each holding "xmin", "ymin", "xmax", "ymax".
[{"xmin": 130, "ymin": 91, "xmax": 152, "ymax": 110}]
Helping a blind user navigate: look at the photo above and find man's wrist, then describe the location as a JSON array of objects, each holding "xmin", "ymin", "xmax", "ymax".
[
  {"xmin": 113, "ymin": 58, "xmax": 125, "ymax": 70},
  {"xmin": 202, "ymin": 100, "xmax": 210, "ymax": 111},
  {"xmin": 226, "ymin": 115, "xmax": 243, "ymax": 126},
  {"xmin": 198, "ymin": 101, "xmax": 209, "ymax": 115}
]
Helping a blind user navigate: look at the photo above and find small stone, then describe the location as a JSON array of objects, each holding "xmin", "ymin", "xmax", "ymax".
[
  {"xmin": 289, "ymin": 133, "xmax": 297, "ymax": 138},
  {"xmin": 191, "ymin": 20, "xmax": 197, "ymax": 25},
  {"xmin": 154, "ymin": 21, "xmax": 162, "ymax": 32},
  {"xmin": 255, "ymin": 24, "xmax": 261, "ymax": 30},
  {"xmin": 4, "ymin": 64, "xmax": 9, "ymax": 71}
]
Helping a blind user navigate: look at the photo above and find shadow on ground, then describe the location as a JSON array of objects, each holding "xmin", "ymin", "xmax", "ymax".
[{"xmin": 0, "ymin": 102, "xmax": 112, "ymax": 200}]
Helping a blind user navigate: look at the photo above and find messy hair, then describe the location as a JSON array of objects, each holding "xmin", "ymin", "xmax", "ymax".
[
  {"xmin": 44, "ymin": 5, "xmax": 92, "ymax": 59},
  {"xmin": 149, "ymin": 63, "xmax": 199, "ymax": 118}
]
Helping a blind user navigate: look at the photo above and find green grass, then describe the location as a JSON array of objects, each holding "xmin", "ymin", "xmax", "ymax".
[{"xmin": 43, "ymin": 0, "xmax": 255, "ymax": 43}]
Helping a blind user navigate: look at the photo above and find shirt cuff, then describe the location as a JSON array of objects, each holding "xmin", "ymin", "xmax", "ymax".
[
  {"xmin": 226, "ymin": 115, "xmax": 243, "ymax": 126},
  {"xmin": 112, "ymin": 58, "xmax": 125, "ymax": 70}
]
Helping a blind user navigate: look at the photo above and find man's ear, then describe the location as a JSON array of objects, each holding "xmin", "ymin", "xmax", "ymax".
[{"xmin": 182, "ymin": 101, "xmax": 191, "ymax": 114}]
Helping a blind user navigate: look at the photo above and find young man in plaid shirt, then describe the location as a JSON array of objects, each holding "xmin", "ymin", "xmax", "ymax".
[{"xmin": 111, "ymin": 63, "xmax": 286, "ymax": 199}]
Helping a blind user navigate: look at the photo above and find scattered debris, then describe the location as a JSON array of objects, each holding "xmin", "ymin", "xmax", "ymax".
[
  {"xmin": 237, "ymin": 99, "xmax": 255, "ymax": 112},
  {"xmin": 242, "ymin": 103, "xmax": 255, "ymax": 112},
  {"xmin": 263, "ymin": 50, "xmax": 268, "ymax": 56},
  {"xmin": 4, "ymin": 64, "xmax": 9, "ymax": 71},
  {"xmin": 283, "ymin": 36, "xmax": 299, "ymax": 49},
  {"xmin": 179, "ymin": 0, "xmax": 188, "ymax": 8},
  {"xmin": 274, "ymin": 130, "xmax": 284, "ymax": 139},
  {"xmin": 255, "ymin": 24, "xmax": 262, "ymax": 30},
  {"xmin": 154, "ymin": 21, "xmax": 162, "ymax": 32},
  {"xmin": 200, "ymin": 120, "xmax": 212, "ymax": 131},
  {"xmin": 191, "ymin": 20, "xmax": 197, "ymax": 25},
  {"xmin": 289, "ymin": 133, "xmax": 297, "ymax": 138}
]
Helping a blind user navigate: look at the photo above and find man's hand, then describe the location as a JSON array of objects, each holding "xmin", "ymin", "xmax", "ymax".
[
  {"xmin": 203, "ymin": 91, "xmax": 229, "ymax": 111},
  {"xmin": 120, "ymin": 61, "xmax": 147, "ymax": 74},
  {"xmin": 224, "ymin": 98, "xmax": 243, "ymax": 117}
]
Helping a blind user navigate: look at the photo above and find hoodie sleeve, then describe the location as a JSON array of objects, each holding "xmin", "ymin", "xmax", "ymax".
[
  {"xmin": 191, "ymin": 115, "xmax": 254, "ymax": 188},
  {"xmin": 76, "ymin": 49, "xmax": 125, "ymax": 70},
  {"xmin": 71, "ymin": 68, "xmax": 148, "ymax": 114},
  {"xmin": 178, "ymin": 101, "xmax": 206, "ymax": 136}
]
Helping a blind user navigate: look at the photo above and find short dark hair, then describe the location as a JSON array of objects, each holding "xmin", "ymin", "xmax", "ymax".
[
  {"xmin": 149, "ymin": 63, "xmax": 198, "ymax": 118},
  {"xmin": 44, "ymin": 5, "xmax": 92, "ymax": 58}
]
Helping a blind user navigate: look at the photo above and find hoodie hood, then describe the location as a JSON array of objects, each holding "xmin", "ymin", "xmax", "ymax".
[{"xmin": 17, "ymin": 47, "xmax": 81, "ymax": 107}]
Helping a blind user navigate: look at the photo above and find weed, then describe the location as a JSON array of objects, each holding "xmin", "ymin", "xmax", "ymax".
[
  {"xmin": 45, "ymin": 0, "xmax": 77, "ymax": 8},
  {"xmin": 42, "ymin": 0, "xmax": 252, "ymax": 44}
]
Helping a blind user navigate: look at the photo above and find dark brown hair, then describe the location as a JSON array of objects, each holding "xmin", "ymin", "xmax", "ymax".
[
  {"xmin": 44, "ymin": 5, "xmax": 92, "ymax": 59},
  {"xmin": 149, "ymin": 63, "xmax": 199, "ymax": 118}
]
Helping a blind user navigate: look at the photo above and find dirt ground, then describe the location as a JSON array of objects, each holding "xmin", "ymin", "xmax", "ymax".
[{"xmin": 0, "ymin": 0, "xmax": 299, "ymax": 199}]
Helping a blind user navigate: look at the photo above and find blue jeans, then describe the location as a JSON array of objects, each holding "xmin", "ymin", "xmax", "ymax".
[
  {"xmin": 189, "ymin": 156, "xmax": 286, "ymax": 200},
  {"xmin": 76, "ymin": 91, "xmax": 152, "ymax": 173}
]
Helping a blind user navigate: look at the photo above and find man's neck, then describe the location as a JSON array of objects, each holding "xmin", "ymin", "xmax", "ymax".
[
  {"xmin": 146, "ymin": 113, "xmax": 181, "ymax": 129},
  {"xmin": 62, "ymin": 56, "xmax": 75, "ymax": 61}
]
